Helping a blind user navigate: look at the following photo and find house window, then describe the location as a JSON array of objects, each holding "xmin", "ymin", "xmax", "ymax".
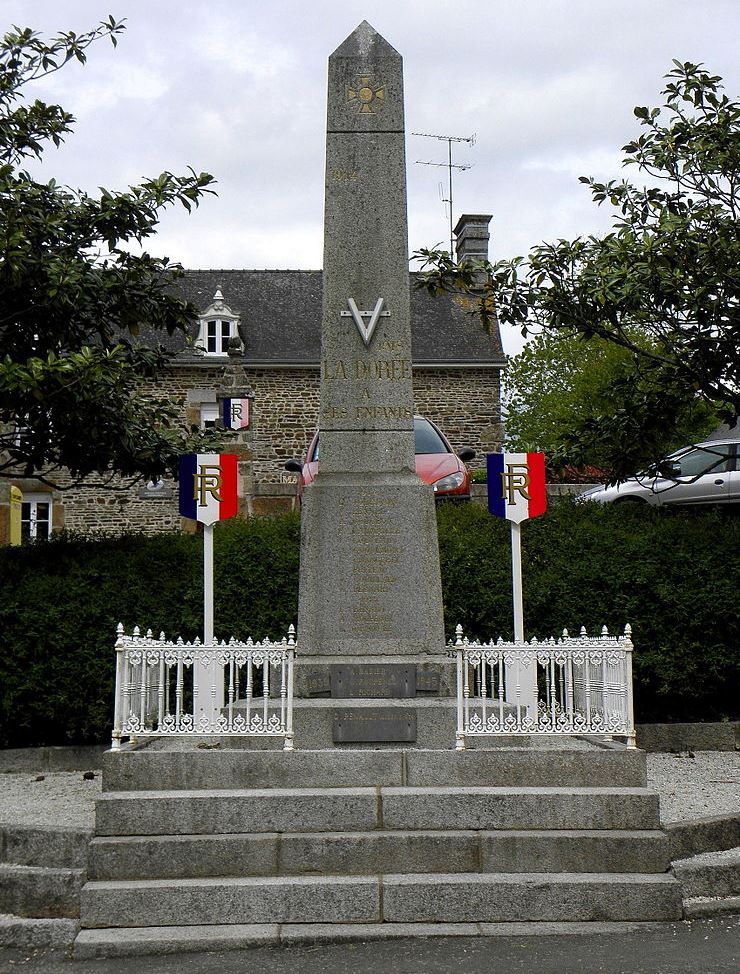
[
  {"xmin": 200, "ymin": 403, "xmax": 220, "ymax": 429},
  {"xmin": 205, "ymin": 319, "xmax": 235, "ymax": 355},
  {"xmin": 21, "ymin": 493, "xmax": 52, "ymax": 542},
  {"xmin": 196, "ymin": 288, "xmax": 241, "ymax": 357}
]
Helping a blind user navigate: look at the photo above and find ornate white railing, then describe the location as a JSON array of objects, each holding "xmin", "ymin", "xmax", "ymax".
[
  {"xmin": 111, "ymin": 624, "xmax": 296, "ymax": 751},
  {"xmin": 454, "ymin": 624, "xmax": 635, "ymax": 750}
]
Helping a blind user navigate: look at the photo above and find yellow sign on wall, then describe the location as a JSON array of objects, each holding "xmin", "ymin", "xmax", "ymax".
[{"xmin": 9, "ymin": 486, "xmax": 22, "ymax": 546}]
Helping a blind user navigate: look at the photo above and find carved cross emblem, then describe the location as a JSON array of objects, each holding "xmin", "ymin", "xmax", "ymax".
[
  {"xmin": 346, "ymin": 75, "xmax": 385, "ymax": 114},
  {"xmin": 341, "ymin": 297, "xmax": 390, "ymax": 347}
]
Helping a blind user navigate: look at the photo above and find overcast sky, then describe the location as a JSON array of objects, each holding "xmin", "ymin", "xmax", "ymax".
[{"xmin": 4, "ymin": 0, "xmax": 739, "ymax": 353}]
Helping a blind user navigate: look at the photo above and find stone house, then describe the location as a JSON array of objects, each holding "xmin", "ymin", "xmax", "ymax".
[{"xmin": 0, "ymin": 215, "xmax": 505, "ymax": 541}]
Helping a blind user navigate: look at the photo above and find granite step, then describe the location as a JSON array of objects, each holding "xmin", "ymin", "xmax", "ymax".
[
  {"xmin": 0, "ymin": 824, "xmax": 91, "ymax": 869},
  {"xmin": 79, "ymin": 872, "xmax": 683, "ymax": 928},
  {"xmin": 672, "ymin": 847, "xmax": 740, "ymax": 898},
  {"xmin": 683, "ymin": 894, "xmax": 740, "ymax": 919},
  {"xmin": 73, "ymin": 919, "xmax": 679, "ymax": 960},
  {"xmin": 0, "ymin": 915, "xmax": 79, "ymax": 949},
  {"xmin": 0, "ymin": 864, "xmax": 85, "ymax": 918},
  {"xmin": 88, "ymin": 828, "xmax": 671, "ymax": 880},
  {"xmin": 101, "ymin": 745, "xmax": 647, "ymax": 793},
  {"xmin": 94, "ymin": 786, "xmax": 661, "ymax": 836}
]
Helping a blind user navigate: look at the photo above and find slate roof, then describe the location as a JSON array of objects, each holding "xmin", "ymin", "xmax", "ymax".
[{"xmin": 153, "ymin": 269, "xmax": 505, "ymax": 367}]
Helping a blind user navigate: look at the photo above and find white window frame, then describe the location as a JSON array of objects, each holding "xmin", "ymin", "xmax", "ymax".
[
  {"xmin": 200, "ymin": 403, "xmax": 220, "ymax": 429},
  {"xmin": 21, "ymin": 492, "xmax": 53, "ymax": 542},
  {"xmin": 202, "ymin": 318, "xmax": 235, "ymax": 355}
]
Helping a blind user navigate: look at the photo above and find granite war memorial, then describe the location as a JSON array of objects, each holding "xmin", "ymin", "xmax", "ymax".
[{"xmin": 73, "ymin": 24, "xmax": 683, "ymax": 956}]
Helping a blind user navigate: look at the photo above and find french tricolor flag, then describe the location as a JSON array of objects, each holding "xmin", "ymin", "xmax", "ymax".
[
  {"xmin": 179, "ymin": 454, "xmax": 239, "ymax": 525},
  {"xmin": 223, "ymin": 398, "xmax": 250, "ymax": 430},
  {"xmin": 487, "ymin": 452, "xmax": 547, "ymax": 523}
]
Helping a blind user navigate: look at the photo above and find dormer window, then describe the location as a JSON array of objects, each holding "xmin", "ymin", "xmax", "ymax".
[
  {"xmin": 205, "ymin": 319, "xmax": 234, "ymax": 354},
  {"xmin": 196, "ymin": 288, "xmax": 241, "ymax": 357}
]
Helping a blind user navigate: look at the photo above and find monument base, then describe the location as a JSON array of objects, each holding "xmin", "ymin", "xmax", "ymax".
[
  {"xmin": 296, "ymin": 473, "xmax": 445, "ymax": 656},
  {"xmin": 75, "ymin": 738, "xmax": 682, "ymax": 957}
]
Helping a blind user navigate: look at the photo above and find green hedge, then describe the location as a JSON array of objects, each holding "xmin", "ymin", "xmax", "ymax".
[{"xmin": 0, "ymin": 503, "xmax": 736, "ymax": 747}]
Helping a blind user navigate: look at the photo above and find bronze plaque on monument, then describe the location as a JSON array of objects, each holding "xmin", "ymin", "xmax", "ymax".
[
  {"xmin": 330, "ymin": 664, "xmax": 416, "ymax": 698},
  {"xmin": 332, "ymin": 709, "xmax": 417, "ymax": 743}
]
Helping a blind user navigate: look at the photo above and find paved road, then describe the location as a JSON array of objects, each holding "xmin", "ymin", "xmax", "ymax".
[{"xmin": 1, "ymin": 917, "xmax": 738, "ymax": 974}]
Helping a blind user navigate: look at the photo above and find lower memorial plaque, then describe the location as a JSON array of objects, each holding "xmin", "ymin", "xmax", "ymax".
[{"xmin": 332, "ymin": 709, "xmax": 417, "ymax": 743}]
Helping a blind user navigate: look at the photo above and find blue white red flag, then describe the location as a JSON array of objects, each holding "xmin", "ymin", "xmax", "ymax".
[
  {"xmin": 223, "ymin": 398, "xmax": 250, "ymax": 430},
  {"xmin": 179, "ymin": 454, "xmax": 239, "ymax": 525},
  {"xmin": 487, "ymin": 452, "xmax": 547, "ymax": 523}
]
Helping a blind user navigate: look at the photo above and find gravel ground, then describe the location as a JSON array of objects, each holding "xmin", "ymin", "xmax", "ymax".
[
  {"xmin": 0, "ymin": 750, "xmax": 737, "ymax": 831},
  {"xmin": 0, "ymin": 771, "xmax": 101, "ymax": 830}
]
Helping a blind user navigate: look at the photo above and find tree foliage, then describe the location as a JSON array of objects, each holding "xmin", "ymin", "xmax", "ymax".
[
  {"xmin": 504, "ymin": 331, "xmax": 717, "ymax": 475},
  {"xmin": 415, "ymin": 61, "xmax": 739, "ymax": 479},
  {"xmin": 0, "ymin": 18, "xmax": 222, "ymax": 486}
]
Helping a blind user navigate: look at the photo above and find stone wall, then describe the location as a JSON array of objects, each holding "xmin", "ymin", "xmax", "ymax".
[
  {"xmin": 0, "ymin": 361, "xmax": 502, "ymax": 539},
  {"xmin": 413, "ymin": 367, "xmax": 503, "ymax": 463}
]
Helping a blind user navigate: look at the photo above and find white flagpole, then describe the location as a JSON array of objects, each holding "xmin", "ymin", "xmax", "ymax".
[
  {"xmin": 194, "ymin": 522, "xmax": 220, "ymax": 723},
  {"xmin": 511, "ymin": 520, "xmax": 524, "ymax": 641},
  {"xmin": 204, "ymin": 522, "xmax": 214, "ymax": 645}
]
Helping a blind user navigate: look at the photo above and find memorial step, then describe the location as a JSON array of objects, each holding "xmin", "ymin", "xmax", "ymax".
[
  {"xmin": 73, "ymin": 918, "xmax": 688, "ymax": 960},
  {"xmin": 101, "ymin": 744, "xmax": 647, "ymax": 792},
  {"xmin": 0, "ymin": 863, "xmax": 84, "ymax": 918},
  {"xmin": 88, "ymin": 828, "xmax": 670, "ymax": 881},
  {"xmin": 0, "ymin": 915, "xmax": 79, "ymax": 949},
  {"xmin": 94, "ymin": 786, "xmax": 661, "ymax": 837},
  {"xmin": 79, "ymin": 872, "xmax": 683, "ymax": 929},
  {"xmin": 0, "ymin": 824, "xmax": 91, "ymax": 869},
  {"xmin": 672, "ymin": 847, "xmax": 740, "ymax": 898}
]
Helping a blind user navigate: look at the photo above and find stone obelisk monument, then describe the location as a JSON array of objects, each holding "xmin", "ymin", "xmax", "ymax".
[{"xmin": 298, "ymin": 21, "xmax": 444, "ymax": 660}]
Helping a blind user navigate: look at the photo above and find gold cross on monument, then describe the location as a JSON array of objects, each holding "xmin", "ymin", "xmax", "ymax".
[{"xmin": 346, "ymin": 75, "xmax": 385, "ymax": 114}]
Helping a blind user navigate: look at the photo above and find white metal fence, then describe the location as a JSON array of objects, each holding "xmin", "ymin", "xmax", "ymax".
[
  {"xmin": 454, "ymin": 624, "xmax": 635, "ymax": 750},
  {"xmin": 112, "ymin": 624, "xmax": 296, "ymax": 751}
]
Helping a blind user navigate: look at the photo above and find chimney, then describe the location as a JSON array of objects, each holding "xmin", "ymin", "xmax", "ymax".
[{"xmin": 454, "ymin": 213, "xmax": 492, "ymax": 265}]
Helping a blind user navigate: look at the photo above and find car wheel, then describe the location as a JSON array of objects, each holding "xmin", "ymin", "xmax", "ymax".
[{"xmin": 613, "ymin": 497, "xmax": 647, "ymax": 506}]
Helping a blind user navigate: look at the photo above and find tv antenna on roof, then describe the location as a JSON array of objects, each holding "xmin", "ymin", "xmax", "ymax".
[{"xmin": 413, "ymin": 132, "xmax": 475, "ymax": 259}]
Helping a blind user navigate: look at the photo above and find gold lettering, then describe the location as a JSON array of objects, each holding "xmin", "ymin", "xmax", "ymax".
[
  {"xmin": 331, "ymin": 168, "xmax": 360, "ymax": 181},
  {"xmin": 193, "ymin": 464, "xmax": 222, "ymax": 507},
  {"xmin": 354, "ymin": 405, "xmax": 413, "ymax": 420},
  {"xmin": 323, "ymin": 358, "xmax": 351, "ymax": 380},
  {"xmin": 502, "ymin": 463, "xmax": 531, "ymax": 505}
]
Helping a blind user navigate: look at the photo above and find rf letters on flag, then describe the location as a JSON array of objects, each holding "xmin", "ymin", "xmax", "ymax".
[
  {"xmin": 485, "ymin": 451, "xmax": 546, "ymax": 649},
  {"xmin": 223, "ymin": 398, "xmax": 250, "ymax": 430},
  {"xmin": 179, "ymin": 453, "xmax": 239, "ymax": 524},
  {"xmin": 487, "ymin": 452, "xmax": 547, "ymax": 523}
]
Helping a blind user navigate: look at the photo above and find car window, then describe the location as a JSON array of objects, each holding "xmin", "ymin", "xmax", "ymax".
[
  {"xmin": 414, "ymin": 419, "xmax": 450, "ymax": 455},
  {"xmin": 310, "ymin": 420, "xmax": 452, "ymax": 460},
  {"xmin": 671, "ymin": 445, "xmax": 733, "ymax": 478}
]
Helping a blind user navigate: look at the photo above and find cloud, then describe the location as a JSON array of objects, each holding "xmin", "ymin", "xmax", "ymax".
[
  {"xmin": 522, "ymin": 149, "xmax": 624, "ymax": 179},
  {"xmin": 5, "ymin": 0, "xmax": 739, "ymax": 272}
]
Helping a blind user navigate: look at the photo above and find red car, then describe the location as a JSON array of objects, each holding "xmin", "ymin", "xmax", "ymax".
[{"xmin": 285, "ymin": 416, "xmax": 475, "ymax": 501}]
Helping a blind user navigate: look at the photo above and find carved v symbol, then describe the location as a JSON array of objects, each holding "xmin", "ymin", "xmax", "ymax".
[{"xmin": 347, "ymin": 297, "xmax": 385, "ymax": 347}]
